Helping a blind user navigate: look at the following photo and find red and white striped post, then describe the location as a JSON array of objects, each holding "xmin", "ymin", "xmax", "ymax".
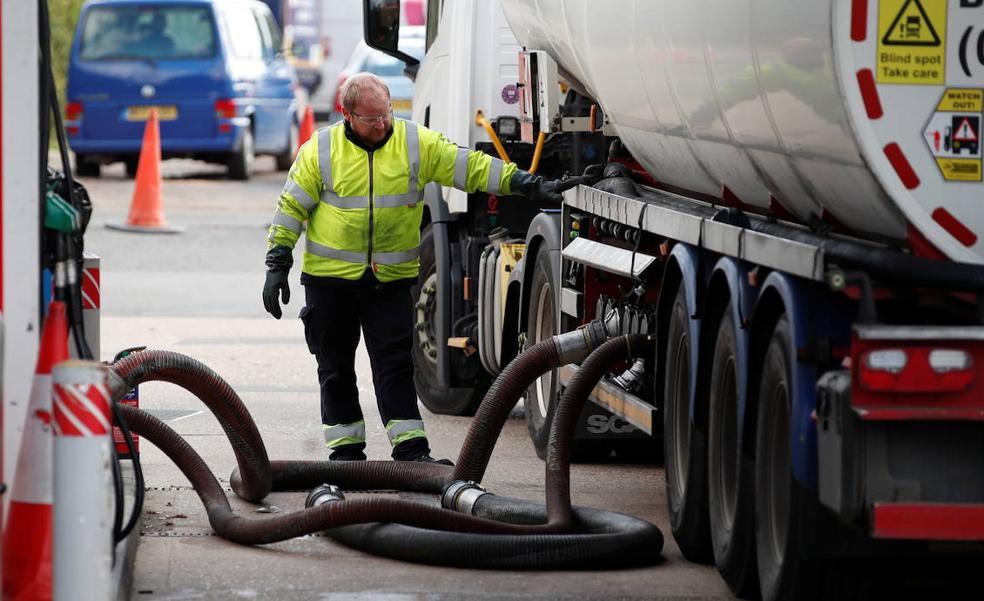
[{"xmin": 52, "ymin": 360, "xmax": 113, "ymax": 601}]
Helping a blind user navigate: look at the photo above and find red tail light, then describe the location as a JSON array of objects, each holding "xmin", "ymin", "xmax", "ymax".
[
  {"xmin": 214, "ymin": 99, "xmax": 237, "ymax": 119},
  {"xmin": 65, "ymin": 101, "xmax": 83, "ymax": 121},
  {"xmin": 859, "ymin": 347, "xmax": 974, "ymax": 393}
]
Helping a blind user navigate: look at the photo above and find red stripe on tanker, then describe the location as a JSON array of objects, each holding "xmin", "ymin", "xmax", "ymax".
[
  {"xmin": 884, "ymin": 143, "xmax": 920, "ymax": 190},
  {"xmin": 851, "ymin": 0, "xmax": 868, "ymax": 42},
  {"xmin": 932, "ymin": 207, "xmax": 978, "ymax": 247},
  {"xmin": 856, "ymin": 69, "xmax": 882, "ymax": 119}
]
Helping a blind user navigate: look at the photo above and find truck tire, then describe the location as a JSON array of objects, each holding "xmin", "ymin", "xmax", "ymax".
[
  {"xmin": 275, "ymin": 120, "xmax": 299, "ymax": 171},
  {"xmin": 411, "ymin": 224, "xmax": 487, "ymax": 416},
  {"xmin": 524, "ymin": 248, "xmax": 558, "ymax": 460},
  {"xmin": 708, "ymin": 304, "xmax": 759, "ymax": 597},
  {"xmin": 124, "ymin": 157, "xmax": 138, "ymax": 178},
  {"xmin": 227, "ymin": 127, "xmax": 254, "ymax": 180},
  {"xmin": 755, "ymin": 315, "xmax": 825, "ymax": 601},
  {"xmin": 75, "ymin": 154, "xmax": 100, "ymax": 177},
  {"xmin": 664, "ymin": 283, "xmax": 713, "ymax": 563}
]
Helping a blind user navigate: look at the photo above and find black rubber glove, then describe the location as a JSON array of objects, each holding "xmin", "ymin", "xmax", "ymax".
[
  {"xmin": 263, "ymin": 245, "xmax": 293, "ymax": 319},
  {"xmin": 509, "ymin": 170, "xmax": 581, "ymax": 203}
]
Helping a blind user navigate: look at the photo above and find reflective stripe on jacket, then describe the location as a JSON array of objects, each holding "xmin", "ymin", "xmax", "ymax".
[{"xmin": 267, "ymin": 119, "xmax": 516, "ymax": 282}]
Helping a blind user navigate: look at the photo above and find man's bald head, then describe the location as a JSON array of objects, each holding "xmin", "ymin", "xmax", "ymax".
[{"xmin": 340, "ymin": 72, "xmax": 391, "ymax": 112}]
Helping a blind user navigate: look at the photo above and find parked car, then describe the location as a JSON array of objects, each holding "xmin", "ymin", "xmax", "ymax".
[
  {"xmin": 66, "ymin": 0, "xmax": 301, "ymax": 180},
  {"xmin": 332, "ymin": 27, "xmax": 424, "ymax": 121}
]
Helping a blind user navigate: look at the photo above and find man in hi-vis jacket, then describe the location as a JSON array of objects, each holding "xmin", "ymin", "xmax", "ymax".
[{"xmin": 263, "ymin": 72, "xmax": 566, "ymax": 463}]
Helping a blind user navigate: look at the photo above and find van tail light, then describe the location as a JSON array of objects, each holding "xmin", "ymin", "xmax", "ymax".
[
  {"xmin": 65, "ymin": 101, "xmax": 83, "ymax": 121},
  {"xmin": 65, "ymin": 101, "xmax": 83, "ymax": 135},
  {"xmin": 859, "ymin": 347, "xmax": 974, "ymax": 393},
  {"xmin": 214, "ymin": 99, "xmax": 237, "ymax": 119}
]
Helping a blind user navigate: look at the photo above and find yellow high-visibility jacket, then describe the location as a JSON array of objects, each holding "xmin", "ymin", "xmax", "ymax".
[{"xmin": 267, "ymin": 119, "xmax": 516, "ymax": 282}]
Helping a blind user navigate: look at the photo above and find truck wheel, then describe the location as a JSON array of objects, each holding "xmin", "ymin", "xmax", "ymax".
[
  {"xmin": 228, "ymin": 127, "xmax": 254, "ymax": 180},
  {"xmin": 524, "ymin": 248, "xmax": 557, "ymax": 460},
  {"xmin": 124, "ymin": 157, "xmax": 138, "ymax": 178},
  {"xmin": 75, "ymin": 154, "xmax": 100, "ymax": 177},
  {"xmin": 755, "ymin": 315, "xmax": 824, "ymax": 601},
  {"xmin": 664, "ymin": 283, "xmax": 713, "ymax": 563},
  {"xmin": 708, "ymin": 304, "xmax": 759, "ymax": 597},
  {"xmin": 275, "ymin": 120, "xmax": 299, "ymax": 171},
  {"xmin": 411, "ymin": 224, "xmax": 487, "ymax": 416}
]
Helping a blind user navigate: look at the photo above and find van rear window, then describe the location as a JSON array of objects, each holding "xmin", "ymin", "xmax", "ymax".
[{"xmin": 79, "ymin": 5, "xmax": 216, "ymax": 60}]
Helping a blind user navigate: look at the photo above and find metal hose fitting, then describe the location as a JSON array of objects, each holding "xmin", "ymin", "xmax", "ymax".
[
  {"xmin": 305, "ymin": 484, "xmax": 345, "ymax": 508},
  {"xmin": 441, "ymin": 481, "xmax": 488, "ymax": 513}
]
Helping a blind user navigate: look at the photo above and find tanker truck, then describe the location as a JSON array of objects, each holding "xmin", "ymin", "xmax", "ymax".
[{"xmin": 363, "ymin": 1, "xmax": 984, "ymax": 598}]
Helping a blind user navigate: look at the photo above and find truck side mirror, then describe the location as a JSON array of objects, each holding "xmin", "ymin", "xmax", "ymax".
[{"xmin": 364, "ymin": 0, "xmax": 420, "ymax": 68}]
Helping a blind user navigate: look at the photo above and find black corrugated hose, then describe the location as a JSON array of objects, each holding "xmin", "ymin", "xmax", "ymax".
[
  {"xmin": 107, "ymin": 324, "xmax": 664, "ymax": 569},
  {"xmin": 329, "ymin": 334, "xmax": 663, "ymax": 569}
]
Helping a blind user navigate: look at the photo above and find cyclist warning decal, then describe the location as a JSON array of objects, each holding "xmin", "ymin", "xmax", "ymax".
[
  {"xmin": 877, "ymin": 0, "xmax": 947, "ymax": 84},
  {"xmin": 924, "ymin": 88, "xmax": 983, "ymax": 182}
]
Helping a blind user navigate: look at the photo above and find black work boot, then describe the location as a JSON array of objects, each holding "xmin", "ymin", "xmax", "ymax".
[
  {"xmin": 412, "ymin": 454, "xmax": 454, "ymax": 466},
  {"xmin": 329, "ymin": 444, "xmax": 367, "ymax": 461},
  {"xmin": 392, "ymin": 439, "xmax": 453, "ymax": 465}
]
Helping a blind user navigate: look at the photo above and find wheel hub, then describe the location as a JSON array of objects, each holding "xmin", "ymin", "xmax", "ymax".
[{"xmin": 415, "ymin": 273, "xmax": 439, "ymax": 368}]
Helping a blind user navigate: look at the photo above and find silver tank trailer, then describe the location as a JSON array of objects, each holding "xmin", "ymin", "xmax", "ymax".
[{"xmin": 502, "ymin": 0, "xmax": 984, "ymax": 264}]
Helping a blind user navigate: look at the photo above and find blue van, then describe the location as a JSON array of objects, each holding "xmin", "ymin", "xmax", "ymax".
[{"xmin": 66, "ymin": 0, "xmax": 301, "ymax": 180}]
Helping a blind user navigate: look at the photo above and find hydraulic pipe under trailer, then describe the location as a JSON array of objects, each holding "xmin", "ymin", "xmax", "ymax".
[{"xmin": 105, "ymin": 315, "xmax": 665, "ymax": 569}]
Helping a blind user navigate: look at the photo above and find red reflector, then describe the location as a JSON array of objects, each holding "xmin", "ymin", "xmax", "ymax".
[
  {"xmin": 214, "ymin": 99, "xmax": 236, "ymax": 119},
  {"xmin": 884, "ymin": 143, "xmax": 920, "ymax": 189},
  {"xmin": 67, "ymin": 126, "xmax": 80, "ymax": 136},
  {"xmin": 873, "ymin": 503, "xmax": 984, "ymax": 541},
  {"xmin": 932, "ymin": 207, "xmax": 978, "ymax": 247},
  {"xmin": 851, "ymin": 0, "xmax": 868, "ymax": 42},
  {"xmin": 856, "ymin": 69, "xmax": 882, "ymax": 119},
  {"xmin": 218, "ymin": 123, "xmax": 232, "ymax": 133},
  {"xmin": 65, "ymin": 101, "xmax": 83, "ymax": 121}
]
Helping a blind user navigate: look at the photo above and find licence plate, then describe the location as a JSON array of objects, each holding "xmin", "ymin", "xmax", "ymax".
[
  {"xmin": 391, "ymin": 99, "xmax": 411, "ymax": 111},
  {"xmin": 126, "ymin": 105, "xmax": 178, "ymax": 121}
]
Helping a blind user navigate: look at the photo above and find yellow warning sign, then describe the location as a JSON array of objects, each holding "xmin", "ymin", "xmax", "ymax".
[
  {"xmin": 935, "ymin": 158, "xmax": 981, "ymax": 181},
  {"xmin": 877, "ymin": 0, "xmax": 947, "ymax": 85},
  {"xmin": 936, "ymin": 88, "xmax": 983, "ymax": 113},
  {"xmin": 924, "ymin": 88, "xmax": 983, "ymax": 182}
]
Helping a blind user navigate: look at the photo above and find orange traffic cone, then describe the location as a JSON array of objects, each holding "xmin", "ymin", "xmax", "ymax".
[
  {"xmin": 2, "ymin": 301, "xmax": 69, "ymax": 601},
  {"xmin": 107, "ymin": 108, "xmax": 183, "ymax": 233},
  {"xmin": 297, "ymin": 105, "xmax": 316, "ymax": 157}
]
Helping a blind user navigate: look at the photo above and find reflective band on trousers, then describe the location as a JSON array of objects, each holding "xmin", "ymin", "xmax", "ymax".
[
  {"xmin": 323, "ymin": 421, "xmax": 366, "ymax": 448},
  {"xmin": 386, "ymin": 419, "xmax": 426, "ymax": 446},
  {"xmin": 306, "ymin": 239, "xmax": 420, "ymax": 265}
]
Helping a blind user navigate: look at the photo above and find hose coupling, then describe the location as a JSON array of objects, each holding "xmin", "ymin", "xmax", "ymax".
[
  {"xmin": 441, "ymin": 480, "xmax": 488, "ymax": 514},
  {"xmin": 612, "ymin": 358, "xmax": 646, "ymax": 392},
  {"xmin": 555, "ymin": 309, "xmax": 622, "ymax": 364},
  {"xmin": 305, "ymin": 484, "xmax": 345, "ymax": 508}
]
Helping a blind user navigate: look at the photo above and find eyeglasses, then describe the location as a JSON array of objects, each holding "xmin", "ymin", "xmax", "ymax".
[{"xmin": 350, "ymin": 107, "xmax": 393, "ymax": 125}]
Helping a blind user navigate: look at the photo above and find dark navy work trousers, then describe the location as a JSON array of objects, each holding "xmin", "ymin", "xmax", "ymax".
[{"xmin": 300, "ymin": 272, "xmax": 429, "ymax": 460}]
